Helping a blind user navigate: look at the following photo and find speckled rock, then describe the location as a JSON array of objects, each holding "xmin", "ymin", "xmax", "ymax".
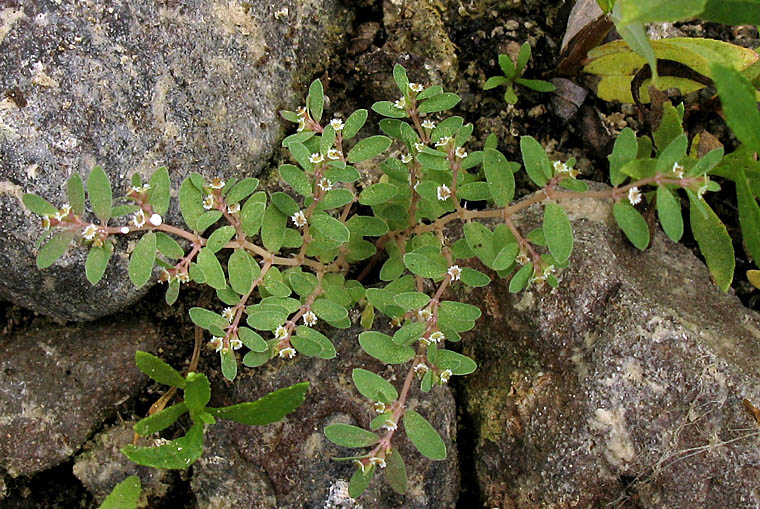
[
  {"xmin": 460, "ymin": 190, "xmax": 760, "ymax": 507},
  {"xmin": 0, "ymin": 1, "xmax": 352, "ymax": 322},
  {"xmin": 192, "ymin": 322, "xmax": 459, "ymax": 508},
  {"xmin": 0, "ymin": 316, "xmax": 163, "ymax": 477},
  {"xmin": 73, "ymin": 422, "xmax": 171, "ymax": 507}
]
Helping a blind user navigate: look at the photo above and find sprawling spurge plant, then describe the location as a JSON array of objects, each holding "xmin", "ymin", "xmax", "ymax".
[
  {"xmin": 484, "ymin": 42, "xmax": 556, "ymax": 104},
  {"xmin": 24, "ymin": 62, "xmax": 735, "ymax": 497}
]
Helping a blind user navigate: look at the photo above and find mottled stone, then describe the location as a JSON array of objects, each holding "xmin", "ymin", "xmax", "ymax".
[
  {"xmin": 0, "ymin": 1, "xmax": 352, "ymax": 321},
  {"xmin": 0, "ymin": 316, "xmax": 163, "ymax": 476},
  {"xmin": 461, "ymin": 190, "xmax": 760, "ymax": 507},
  {"xmin": 192, "ymin": 322, "xmax": 460, "ymax": 508}
]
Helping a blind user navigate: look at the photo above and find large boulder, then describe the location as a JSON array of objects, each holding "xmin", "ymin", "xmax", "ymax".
[
  {"xmin": 461, "ymin": 193, "xmax": 760, "ymax": 507},
  {"xmin": 0, "ymin": 315, "xmax": 164, "ymax": 477},
  {"xmin": 0, "ymin": 1, "xmax": 352, "ymax": 321}
]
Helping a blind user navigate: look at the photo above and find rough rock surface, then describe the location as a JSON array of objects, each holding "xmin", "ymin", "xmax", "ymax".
[
  {"xmin": 73, "ymin": 422, "xmax": 171, "ymax": 507},
  {"xmin": 460, "ymin": 193, "xmax": 760, "ymax": 507},
  {"xmin": 0, "ymin": 1, "xmax": 352, "ymax": 321},
  {"xmin": 0, "ymin": 315, "xmax": 163, "ymax": 477},
  {"xmin": 191, "ymin": 322, "xmax": 459, "ymax": 508}
]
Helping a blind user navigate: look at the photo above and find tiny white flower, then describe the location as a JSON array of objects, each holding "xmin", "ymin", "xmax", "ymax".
[
  {"xmin": 414, "ymin": 362, "xmax": 429, "ymax": 375},
  {"xmin": 393, "ymin": 97, "xmax": 406, "ymax": 109},
  {"xmin": 421, "ymin": 119, "xmax": 435, "ymax": 129},
  {"xmin": 447, "ymin": 264, "xmax": 461, "ymax": 281},
  {"xmin": 455, "ymin": 147, "xmax": 468, "ymax": 159},
  {"xmin": 291, "ymin": 210, "xmax": 307, "ymax": 227},
  {"xmin": 297, "ymin": 118, "xmax": 306, "ymax": 132},
  {"xmin": 149, "ymin": 213, "xmax": 162, "ymax": 226},
  {"xmin": 672, "ymin": 162, "xmax": 684, "ymax": 179},
  {"xmin": 120, "ymin": 226, "xmax": 130, "ymax": 234},
  {"xmin": 413, "ymin": 181, "xmax": 420, "ymax": 192},
  {"xmin": 55, "ymin": 204, "xmax": 72, "ymax": 221},
  {"xmin": 414, "ymin": 142, "xmax": 426, "ymax": 152},
  {"xmin": 327, "ymin": 148, "xmax": 341, "ymax": 160},
  {"xmin": 279, "ymin": 346, "xmax": 297, "ymax": 359},
  {"xmin": 227, "ymin": 203, "xmax": 241, "ymax": 214},
  {"xmin": 202, "ymin": 195, "xmax": 215, "ymax": 210},
  {"xmin": 329, "ymin": 118, "xmax": 344, "ymax": 131},
  {"xmin": 401, "ymin": 153, "xmax": 413, "ymax": 164},
  {"xmin": 209, "ymin": 337, "xmax": 223, "ymax": 352},
  {"xmin": 697, "ymin": 180, "xmax": 709, "ymax": 199},
  {"xmin": 296, "ymin": 106, "xmax": 307, "ymax": 117},
  {"xmin": 516, "ymin": 252, "xmax": 531, "ymax": 266},
  {"xmin": 81, "ymin": 224, "xmax": 98, "ymax": 241},
  {"xmin": 417, "ymin": 308, "xmax": 432, "ymax": 321},
  {"xmin": 230, "ymin": 338, "xmax": 243, "ymax": 350},
  {"xmin": 128, "ymin": 184, "xmax": 150, "ymax": 195},
  {"xmin": 222, "ymin": 307, "xmax": 235, "ymax": 323},
  {"xmin": 429, "ymin": 331, "xmax": 445, "ymax": 343},
  {"xmin": 274, "ymin": 325, "xmax": 289, "ymax": 340},
  {"xmin": 627, "ymin": 187, "xmax": 642, "ymax": 205},
  {"xmin": 439, "ymin": 369, "xmax": 453, "ymax": 383},
  {"xmin": 303, "ymin": 311, "xmax": 317, "ymax": 326},
  {"xmin": 309, "ymin": 152, "xmax": 324, "ymax": 164},
  {"xmin": 434, "ymin": 136, "xmax": 451, "ymax": 147},
  {"xmin": 131, "ymin": 209, "xmax": 146, "ymax": 228},
  {"xmin": 382, "ymin": 419, "xmax": 398, "ymax": 431},
  {"xmin": 209, "ymin": 177, "xmax": 225, "ymax": 190},
  {"xmin": 178, "ymin": 271, "xmax": 190, "ymax": 283},
  {"xmin": 437, "ymin": 184, "xmax": 451, "ymax": 201},
  {"xmin": 374, "ymin": 401, "xmax": 386, "ymax": 414},
  {"xmin": 41, "ymin": 216, "xmax": 51, "ymax": 230},
  {"xmin": 354, "ymin": 459, "xmax": 367, "ymax": 473},
  {"xmin": 317, "ymin": 178, "xmax": 333, "ymax": 191},
  {"xmin": 369, "ymin": 456, "xmax": 386, "ymax": 468},
  {"xmin": 553, "ymin": 160, "xmax": 569, "ymax": 174},
  {"xmin": 409, "ymin": 82, "xmax": 424, "ymax": 93}
]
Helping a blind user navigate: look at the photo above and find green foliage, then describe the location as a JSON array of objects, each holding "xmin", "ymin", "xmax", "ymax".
[
  {"xmin": 484, "ymin": 42, "xmax": 556, "ymax": 104},
  {"xmin": 99, "ymin": 475, "xmax": 140, "ymax": 509}
]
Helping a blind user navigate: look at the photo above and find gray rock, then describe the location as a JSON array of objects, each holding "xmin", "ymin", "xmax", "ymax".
[
  {"xmin": 73, "ymin": 422, "xmax": 171, "ymax": 507},
  {"xmin": 0, "ymin": 1, "xmax": 352, "ymax": 321},
  {"xmin": 0, "ymin": 316, "xmax": 163, "ymax": 477},
  {"xmin": 460, "ymin": 192, "xmax": 760, "ymax": 507},
  {"xmin": 192, "ymin": 322, "xmax": 460, "ymax": 508}
]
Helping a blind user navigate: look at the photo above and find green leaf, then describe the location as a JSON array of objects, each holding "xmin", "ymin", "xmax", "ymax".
[
  {"xmin": 271, "ymin": 192, "xmax": 299, "ymax": 217},
  {"xmin": 135, "ymin": 351, "xmax": 186, "ymax": 388},
  {"xmin": 504, "ymin": 85, "xmax": 518, "ymax": 104},
  {"xmin": 656, "ymin": 186, "xmax": 683, "ymax": 242},
  {"xmin": 736, "ymin": 168, "xmax": 760, "ymax": 264},
  {"xmin": 394, "ymin": 292, "xmax": 431, "ymax": 311},
  {"xmin": 653, "ymin": 102, "xmax": 683, "ymax": 151},
  {"xmin": 352, "ymin": 368, "xmax": 399, "ymax": 402},
  {"xmin": 617, "ymin": 0, "xmax": 705, "ymax": 24},
  {"xmin": 343, "ymin": 109, "xmax": 368, "ymax": 139},
  {"xmin": 393, "ymin": 321, "xmax": 427, "ymax": 346},
  {"xmin": 483, "ymin": 148, "xmax": 515, "ymax": 206},
  {"xmin": 246, "ymin": 310, "xmax": 287, "ymax": 331},
  {"xmin": 206, "ymin": 226, "xmax": 235, "ymax": 253},
  {"xmin": 393, "ymin": 63, "xmax": 410, "ymax": 93},
  {"xmin": 347, "ymin": 136, "xmax": 393, "ymax": 163},
  {"xmin": 711, "ymin": 63, "xmax": 760, "ymax": 153},
  {"xmin": 155, "ymin": 232, "xmax": 184, "ymax": 259},
  {"xmin": 463, "ymin": 222, "xmax": 497, "ymax": 268},
  {"xmin": 403, "ymin": 252, "xmax": 447, "ymax": 279},
  {"xmin": 165, "ymin": 280, "xmax": 180, "ymax": 306},
  {"xmin": 498, "ymin": 53, "xmax": 516, "ymax": 77},
  {"xmin": 492, "ymin": 243, "xmax": 519, "ymax": 271},
  {"xmin": 238, "ymin": 327, "xmax": 267, "ymax": 352},
  {"xmin": 148, "ymin": 167, "xmax": 171, "ymax": 215},
  {"xmin": 384, "ymin": 448, "xmax": 407, "ymax": 494},
  {"xmin": 460, "ymin": 268, "xmax": 491, "ymax": 287},
  {"xmin": 418, "ymin": 93, "xmax": 461, "ymax": 114},
  {"xmin": 520, "ymin": 136, "xmax": 550, "ymax": 187},
  {"xmin": 346, "ymin": 216, "xmax": 389, "ymax": 236},
  {"xmin": 325, "ymin": 423, "xmax": 380, "ymax": 448},
  {"xmin": 689, "ymin": 195, "xmax": 735, "ymax": 292},
  {"xmin": 99, "ymin": 475, "xmax": 141, "ymax": 509},
  {"xmin": 608, "ymin": 128, "xmax": 637, "ymax": 186},
  {"xmin": 687, "ymin": 147, "xmax": 724, "ymax": 178},
  {"xmin": 358, "ymin": 331, "xmax": 415, "ymax": 364},
  {"xmin": 311, "ymin": 298, "xmax": 348, "ymax": 323},
  {"xmin": 134, "ymin": 402, "xmax": 188, "ymax": 436},
  {"xmin": 372, "ymin": 101, "xmax": 408, "ymax": 118},
  {"xmin": 88, "ymin": 166, "xmax": 113, "ymax": 223},
  {"xmin": 184, "ymin": 372, "xmax": 211, "ymax": 411},
  {"xmin": 228, "ymin": 249, "xmax": 254, "ymax": 295},
  {"xmin": 308, "ymin": 79, "xmax": 324, "ymax": 122},
  {"xmin": 403, "ymin": 410, "xmax": 446, "ymax": 460},
  {"xmin": 179, "ymin": 179, "xmax": 204, "ymax": 232},
  {"xmin": 310, "ymin": 214, "xmax": 350, "ymax": 244},
  {"xmin": 359, "ymin": 183, "xmax": 398, "ymax": 206},
  {"xmin": 484, "ymin": 75, "xmax": 507, "ymax": 90},
  {"xmin": 66, "ymin": 174, "xmax": 86, "ymax": 216},
  {"xmin": 241, "ymin": 193, "xmax": 266, "ymax": 236},
  {"xmin": 317, "ymin": 189, "xmax": 354, "ymax": 211},
  {"xmin": 613, "ymin": 201, "xmax": 650, "ymax": 250},
  {"xmin": 439, "ymin": 301, "xmax": 481, "ymax": 321},
  {"xmin": 700, "ymin": 0, "xmax": 760, "ymax": 24},
  {"xmin": 23, "ymin": 193, "xmax": 58, "ymax": 216},
  {"xmin": 220, "ymin": 347, "xmax": 237, "ymax": 381},
  {"xmin": 509, "ymin": 264, "xmax": 533, "ymax": 293},
  {"xmin": 655, "ymin": 134, "xmax": 688, "ymax": 175},
  {"xmin": 207, "ymin": 382, "xmax": 309, "ymax": 425},
  {"xmin": 515, "ymin": 78, "xmax": 556, "ymax": 92},
  {"xmin": 543, "ymin": 203, "xmax": 573, "ymax": 264},
  {"xmin": 122, "ymin": 422, "xmax": 204, "ymax": 469},
  {"xmin": 128, "ymin": 233, "xmax": 157, "ymax": 288},
  {"xmin": 86, "ymin": 243, "xmax": 113, "ymax": 285},
  {"xmin": 279, "ymin": 164, "xmax": 312, "ymax": 197},
  {"xmin": 292, "ymin": 327, "xmax": 336, "ymax": 359},
  {"xmin": 349, "ymin": 465, "xmax": 375, "ymax": 498},
  {"xmin": 225, "ymin": 177, "xmax": 260, "ymax": 205},
  {"xmin": 434, "ymin": 349, "xmax": 477, "ymax": 375},
  {"xmin": 189, "ymin": 307, "xmax": 229, "ymax": 331},
  {"xmin": 243, "ymin": 347, "xmax": 273, "ymax": 368},
  {"xmin": 196, "ymin": 248, "xmax": 226, "ymax": 289},
  {"xmin": 261, "ymin": 204, "xmax": 287, "ymax": 253}
]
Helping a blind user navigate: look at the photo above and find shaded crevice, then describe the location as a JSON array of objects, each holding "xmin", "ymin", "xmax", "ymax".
[{"xmin": 452, "ymin": 380, "xmax": 486, "ymax": 509}]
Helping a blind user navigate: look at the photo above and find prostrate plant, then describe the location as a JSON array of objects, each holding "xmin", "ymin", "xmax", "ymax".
[
  {"xmin": 484, "ymin": 42, "xmax": 556, "ymax": 104},
  {"xmin": 23, "ymin": 63, "xmax": 733, "ymax": 498}
]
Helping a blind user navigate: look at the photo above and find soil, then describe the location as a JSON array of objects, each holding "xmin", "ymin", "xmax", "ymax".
[{"xmin": 1, "ymin": 0, "xmax": 758, "ymax": 506}]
